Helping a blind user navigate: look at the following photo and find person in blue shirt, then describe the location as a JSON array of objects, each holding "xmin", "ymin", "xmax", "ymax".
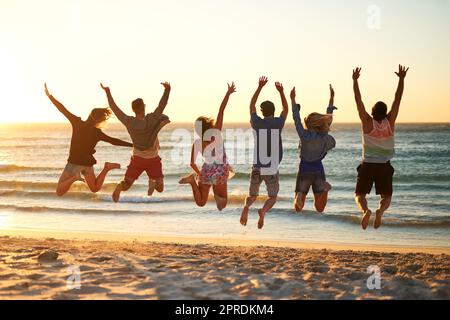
[
  {"xmin": 290, "ymin": 85, "xmax": 337, "ymax": 213},
  {"xmin": 240, "ymin": 76, "xmax": 288, "ymax": 229}
]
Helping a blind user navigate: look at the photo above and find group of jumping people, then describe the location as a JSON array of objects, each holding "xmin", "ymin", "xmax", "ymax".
[{"xmin": 45, "ymin": 65, "xmax": 409, "ymax": 230}]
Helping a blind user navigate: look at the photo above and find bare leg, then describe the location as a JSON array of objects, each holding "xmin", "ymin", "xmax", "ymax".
[
  {"xmin": 147, "ymin": 179, "xmax": 156, "ymax": 196},
  {"xmin": 56, "ymin": 170, "xmax": 83, "ymax": 196},
  {"xmin": 212, "ymin": 183, "xmax": 228, "ymax": 211},
  {"xmin": 374, "ymin": 194, "xmax": 391, "ymax": 229},
  {"xmin": 313, "ymin": 182, "xmax": 332, "ymax": 213},
  {"xmin": 147, "ymin": 174, "xmax": 164, "ymax": 195},
  {"xmin": 154, "ymin": 178, "xmax": 164, "ymax": 193},
  {"xmin": 84, "ymin": 162, "xmax": 120, "ymax": 193},
  {"xmin": 112, "ymin": 177, "xmax": 134, "ymax": 203},
  {"xmin": 355, "ymin": 193, "xmax": 371, "ymax": 230},
  {"xmin": 294, "ymin": 193, "xmax": 307, "ymax": 212},
  {"xmin": 258, "ymin": 196, "xmax": 277, "ymax": 229},
  {"xmin": 179, "ymin": 174, "xmax": 210, "ymax": 207},
  {"xmin": 240, "ymin": 196, "xmax": 257, "ymax": 226}
]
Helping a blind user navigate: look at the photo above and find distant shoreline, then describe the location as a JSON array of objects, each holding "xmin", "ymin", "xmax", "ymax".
[{"xmin": 1, "ymin": 122, "xmax": 449, "ymax": 127}]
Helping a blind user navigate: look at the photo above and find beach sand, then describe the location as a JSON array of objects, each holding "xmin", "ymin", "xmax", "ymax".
[{"xmin": 0, "ymin": 235, "xmax": 448, "ymax": 300}]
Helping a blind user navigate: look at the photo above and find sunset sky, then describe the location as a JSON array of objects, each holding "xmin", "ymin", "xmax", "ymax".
[{"xmin": 0, "ymin": 0, "xmax": 449, "ymax": 123}]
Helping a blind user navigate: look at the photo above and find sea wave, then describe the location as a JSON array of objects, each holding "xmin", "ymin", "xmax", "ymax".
[
  {"xmin": 2, "ymin": 163, "xmax": 450, "ymax": 184},
  {"xmin": 0, "ymin": 204, "xmax": 162, "ymax": 215},
  {"xmin": 0, "ymin": 164, "xmax": 57, "ymax": 173},
  {"xmin": 1, "ymin": 202, "xmax": 449, "ymax": 229},
  {"xmin": 269, "ymin": 208, "xmax": 450, "ymax": 229},
  {"xmin": 0, "ymin": 180, "xmax": 118, "ymax": 192},
  {"xmin": 0, "ymin": 189, "xmax": 288, "ymax": 204}
]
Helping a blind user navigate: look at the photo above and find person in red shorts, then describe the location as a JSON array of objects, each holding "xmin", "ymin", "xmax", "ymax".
[{"xmin": 100, "ymin": 82, "xmax": 171, "ymax": 202}]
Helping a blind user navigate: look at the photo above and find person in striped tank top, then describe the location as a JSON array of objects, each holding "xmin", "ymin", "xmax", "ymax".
[{"xmin": 352, "ymin": 65, "xmax": 409, "ymax": 230}]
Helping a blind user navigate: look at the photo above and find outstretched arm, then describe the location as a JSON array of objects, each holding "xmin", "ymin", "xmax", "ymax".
[
  {"xmin": 99, "ymin": 132, "xmax": 133, "ymax": 147},
  {"xmin": 44, "ymin": 83, "xmax": 78, "ymax": 123},
  {"xmin": 100, "ymin": 83, "xmax": 129, "ymax": 124},
  {"xmin": 290, "ymin": 87, "xmax": 306, "ymax": 138},
  {"xmin": 327, "ymin": 84, "xmax": 338, "ymax": 115},
  {"xmin": 328, "ymin": 84, "xmax": 335, "ymax": 107},
  {"xmin": 250, "ymin": 76, "xmax": 268, "ymax": 115},
  {"xmin": 275, "ymin": 82, "xmax": 288, "ymax": 119},
  {"xmin": 154, "ymin": 82, "xmax": 171, "ymax": 116},
  {"xmin": 388, "ymin": 65, "xmax": 409, "ymax": 128},
  {"xmin": 352, "ymin": 68, "xmax": 371, "ymax": 123},
  {"xmin": 190, "ymin": 141, "xmax": 202, "ymax": 175},
  {"xmin": 215, "ymin": 82, "xmax": 236, "ymax": 131}
]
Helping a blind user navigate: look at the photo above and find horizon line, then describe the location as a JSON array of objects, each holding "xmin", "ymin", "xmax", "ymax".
[{"xmin": 1, "ymin": 121, "xmax": 449, "ymax": 126}]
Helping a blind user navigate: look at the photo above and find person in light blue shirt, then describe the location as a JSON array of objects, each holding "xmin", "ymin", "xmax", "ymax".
[
  {"xmin": 290, "ymin": 85, "xmax": 337, "ymax": 213},
  {"xmin": 240, "ymin": 76, "xmax": 288, "ymax": 230}
]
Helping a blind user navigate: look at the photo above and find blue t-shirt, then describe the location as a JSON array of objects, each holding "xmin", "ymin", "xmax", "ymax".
[{"xmin": 250, "ymin": 113, "xmax": 286, "ymax": 169}]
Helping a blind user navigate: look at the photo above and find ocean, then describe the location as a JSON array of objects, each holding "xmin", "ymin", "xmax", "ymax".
[{"xmin": 0, "ymin": 123, "xmax": 449, "ymax": 248}]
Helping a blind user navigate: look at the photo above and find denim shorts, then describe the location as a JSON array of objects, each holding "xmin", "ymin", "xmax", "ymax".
[
  {"xmin": 295, "ymin": 170, "xmax": 328, "ymax": 194},
  {"xmin": 64, "ymin": 162, "xmax": 91, "ymax": 176}
]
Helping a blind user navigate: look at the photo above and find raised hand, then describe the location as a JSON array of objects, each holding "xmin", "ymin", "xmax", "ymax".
[
  {"xmin": 258, "ymin": 76, "xmax": 269, "ymax": 88},
  {"xmin": 290, "ymin": 86, "xmax": 296, "ymax": 101},
  {"xmin": 275, "ymin": 81, "xmax": 284, "ymax": 93},
  {"xmin": 100, "ymin": 83, "xmax": 110, "ymax": 92},
  {"xmin": 227, "ymin": 82, "xmax": 236, "ymax": 95},
  {"xmin": 44, "ymin": 83, "xmax": 51, "ymax": 97},
  {"xmin": 327, "ymin": 105, "xmax": 338, "ymax": 114},
  {"xmin": 161, "ymin": 82, "xmax": 171, "ymax": 90},
  {"xmin": 352, "ymin": 67, "xmax": 362, "ymax": 80},
  {"xmin": 395, "ymin": 65, "xmax": 409, "ymax": 79},
  {"xmin": 328, "ymin": 84, "xmax": 336, "ymax": 113}
]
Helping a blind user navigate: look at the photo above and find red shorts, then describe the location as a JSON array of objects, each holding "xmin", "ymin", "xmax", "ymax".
[{"xmin": 125, "ymin": 156, "xmax": 164, "ymax": 181}]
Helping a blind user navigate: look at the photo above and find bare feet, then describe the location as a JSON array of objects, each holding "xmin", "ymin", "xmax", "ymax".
[
  {"xmin": 374, "ymin": 209, "xmax": 383, "ymax": 229},
  {"xmin": 361, "ymin": 209, "xmax": 372, "ymax": 230},
  {"xmin": 112, "ymin": 184, "xmax": 122, "ymax": 203},
  {"xmin": 148, "ymin": 179, "xmax": 156, "ymax": 196},
  {"xmin": 105, "ymin": 162, "xmax": 121, "ymax": 171},
  {"xmin": 258, "ymin": 209, "xmax": 266, "ymax": 229},
  {"xmin": 178, "ymin": 173, "xmax": 196, "ymax": 185},
  {"xmin": 240, "ymin": 207, "xmax": 249, "ymax": 226}
]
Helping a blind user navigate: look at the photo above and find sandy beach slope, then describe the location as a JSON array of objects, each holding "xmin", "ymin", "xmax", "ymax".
[{"xmin": 0, "ymin": 236, "xmax": 448, "ymax": 300}]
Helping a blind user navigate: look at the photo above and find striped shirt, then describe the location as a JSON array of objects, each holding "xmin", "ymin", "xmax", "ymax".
[{"xmin": 362, "ymin": 119, "xmax": 395, "ymax": 163}]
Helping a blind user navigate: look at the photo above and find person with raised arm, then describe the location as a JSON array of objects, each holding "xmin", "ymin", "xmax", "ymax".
[
  {"xmin": 290, "ymin": 84, "xmax": 337, "ymax": 214},
  {"xmin": 44, "ymin": 83, "xmax": 132, "ymax": 197},
  {"xmin": 352, "ymin": 65, "xmax": 409, "ymax": 230},
  {"xmin": 100, "ymin": 82, "xmax": 171, "ymax": 202},
  {"xmin": 179, "ymin": 82, "xmax": 236, "ymax": 211},
  {"xmin": 240, "ymin": 76, "xmax": 288, "ymax": 229}
]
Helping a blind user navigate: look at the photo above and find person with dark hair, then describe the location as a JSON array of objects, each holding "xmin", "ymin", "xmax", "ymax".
[
  {"xmin": 100, "ymin": 82, "xmax": 171, "ymax": 202},
  {"xmin": 179, "ymin": 82, "xmax": 236, "ymax": 211},
  {"xmin": 240, "ymin": 76, "xmax": 288, "ymax": 229},
  {"xmin": 290, "ymin": 84, "xmax": 337, "ymax": 214},
  {"xmin": 352, "ymin": 65, "xmax": 409, "ymax": 230},
  {"xmin": 44, "ymin": 83, "xmax": 133, "ymax": 197}
]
